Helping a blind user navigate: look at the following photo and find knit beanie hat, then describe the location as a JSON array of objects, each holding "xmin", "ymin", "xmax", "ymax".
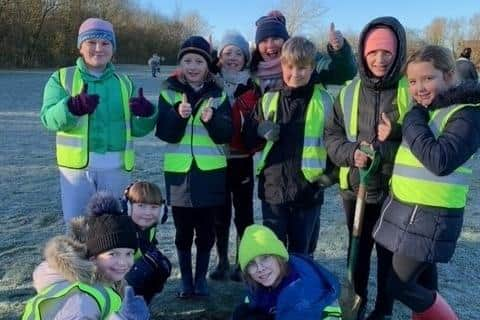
[
  {"xmin": 77, "ymin": 18, "xmax": 116, "ymax": 50},
  {"xmin": 219, "ymin": 31, "xmax": 251, "ymax": 65},
  {"xmin": 255, "ymin": 10, "xmax": 289, "ymax": 45},
  {"xmin": 85, "ymin": 192, "xmax": 138, "ymax": 257},
  {"xmin": 177, "ymin": 36, "xmax": 212, "ymax": 65},
  {"xmin": 238, "ymin": 224, "xmax": 289, "ymax": 271},
  {"xmin": 363, "ymin": 26, "xmax": 397, "ymax": 58}
]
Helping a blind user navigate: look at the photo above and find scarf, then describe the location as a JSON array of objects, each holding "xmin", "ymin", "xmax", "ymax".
[
  {"xmin": 256, "ymin": 58, "xmax": 283, "ymax": 92},
  {"xmin": 218, "ymin": 69, "xmax": 251, "ymax": 104}
]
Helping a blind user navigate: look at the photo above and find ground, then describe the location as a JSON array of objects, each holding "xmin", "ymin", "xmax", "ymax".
[{"xmin": 0, "ymin": 65, "xmax": 479, "ymax": 319}]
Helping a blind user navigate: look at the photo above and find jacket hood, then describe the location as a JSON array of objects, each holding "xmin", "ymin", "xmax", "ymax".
[
  {"xmin": 358, "ymin": 16, "xmax": 406, "ymax": 89},
  {"xmin": 431, "ymin": 81, "xmax": 480, "ymax": 108}
]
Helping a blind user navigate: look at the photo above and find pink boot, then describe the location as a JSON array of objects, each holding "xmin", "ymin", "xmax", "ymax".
[{"xmin": 412, "ymin": 292, "xmax": 458, "ymax": 320}]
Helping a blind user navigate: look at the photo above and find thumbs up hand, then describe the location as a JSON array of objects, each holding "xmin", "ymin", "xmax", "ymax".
[
  {"xmin": 129, "ymin": 88, "xmax": 154, "ymax": 117},
  {"xmin": 178, "ymin": 93, "xmax": 192, "ymax": 118},
  {"xmin": 200, "ymin": 98, "xmax": 214, "ymax": 123},
  {"xmin": 377, "ymin": 112, "xmax": 392, "ymax": 142},
  {"xmin": 328, "ymin": 22, "xmax": 344, "ymax": 51},
  {"xmin": 67, "ymin": 83, "xmax": 99, "ymax": 116}
]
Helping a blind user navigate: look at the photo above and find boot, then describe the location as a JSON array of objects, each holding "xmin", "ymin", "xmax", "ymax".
[
  {"xmin": 176, "ymin": 250, "xmax": 194, "ymax": 299},
  {"xmin": 194, "ymin": 250, "xmax": 211, "ymax": 296},
  {"xmin": 412, "ymin": 292, "xmax": 458, "ymax": 320},
  {"xmin": 229, "ymin": 237, "xmax": 242, "ymax": 282},
  {"xmin": 209, "ymin": 224, "xmax": 230, "ymax": 280},
  {"xmin": 365, "ymin": 309, "xmax": 392, "ymax": 320}
]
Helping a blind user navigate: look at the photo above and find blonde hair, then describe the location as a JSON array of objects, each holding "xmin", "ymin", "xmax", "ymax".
[
  {"xmin": 281, "ymin": 36, "xmax": 317, "ymax": 67},
  {"xmin": 125, "ymin": 181, "xmax": 163, "ymax": 205},
  {"xmin": 405, "ymin": 45, "xmax": 455, "ymax": 76},
  {"xmin": 242, "ymin": 255, "xmax": 289, "ymax": 289}
]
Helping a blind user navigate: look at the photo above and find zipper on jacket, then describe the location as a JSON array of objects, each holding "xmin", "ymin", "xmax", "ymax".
[
  {"xmin": 372, "ymin": 195, "xmax": 393, "ymax": 238},
  {"xmin": 409, "ymin": 205, "xmax": 419, "ymax": 225}
]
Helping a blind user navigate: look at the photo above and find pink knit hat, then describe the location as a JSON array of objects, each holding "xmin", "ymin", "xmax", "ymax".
[
  {"xmin": 77, "ymin": 18, "xmax": 116, "ymax": 50},
  {"xmin": 364, "ymin": 27, "xmax": 397, "ymax": 57}
]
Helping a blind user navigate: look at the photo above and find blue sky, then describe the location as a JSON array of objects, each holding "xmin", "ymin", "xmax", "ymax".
[{"xmin": 138, "ymin": 0, "xmax": 477, "ymax": 41}]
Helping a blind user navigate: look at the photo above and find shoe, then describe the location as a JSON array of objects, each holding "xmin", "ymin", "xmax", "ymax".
[
  {"xmin": 194, "ymin": 251, "xmax": 211, "ymax": 297},
  {"xmin": 176, "ymin": 250, "xmax": 194, "ymax": 299},
  {"xmin": 412, "ymin": 292, "xmax": 458, "ymax": 320},
  {"xmin": 229, "ymin": 265, "xmax": 242, "ymax": 282}
]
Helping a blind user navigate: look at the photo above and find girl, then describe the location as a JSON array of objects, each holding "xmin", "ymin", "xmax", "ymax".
[
  {"xmin": 155, "ymin": 36, "xmax": 232, "ymax": 298},
  {"xmin": 373, "ymin": 45, "xmax": 480, "ymax": 319},
  {"xmin": 122, "ymin": 181, "xmax": 171, "ymax": 304},
  {"xmin": 23, "ymin": 192, "xmax": 149, "ymax": 319},
  {"xmin": 40, "ymin": 18, "xmax": 157, "ymax": 224},
  {"xmin": 250, "ymin": 10, "xmax": 356, "ymax": 93},
  {"xmin": 210, "ymin": 31, "xmax": 260, "ymax": 282},
  {"xmin": 232, "ymin": 224, "xmax": 342, "ymax": 320}
]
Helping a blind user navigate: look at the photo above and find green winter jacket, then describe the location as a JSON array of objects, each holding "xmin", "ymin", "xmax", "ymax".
[{"xmin": 40, "ymin": 58, "xmax": 157, "ymax": 154}]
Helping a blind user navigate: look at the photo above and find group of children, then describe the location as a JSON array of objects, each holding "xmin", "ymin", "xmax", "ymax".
[{"xmin": 30, "ymin": 8, "xmax": 480, "ymax": 320}]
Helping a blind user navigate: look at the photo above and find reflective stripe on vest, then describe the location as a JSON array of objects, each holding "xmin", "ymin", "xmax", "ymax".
[
  {"xmin": 391, "ymin": 103, "xmax": 477, "ymax": 208},
  {"xmin": 256, "ymin": 85, "xmax": 333, "ymax": 182},
  {"xmin": 338, "ymin": 77, "xmax": 410, "ymax": 189},
  {"xmin": 134, "ymin": 227, "xmax": 157, "ymax": 261},
  {"xmin": 161, "ymin": 89, "xmax": 227, "ymax": 172},
  {"xmin": 22, "ymin": 281, "xmax": 121, "ymax": 320},
  {"xmin": 57, "ymin": 67, "xmax": 134, "ymax": 170},
  {"xmin": 322, "ymin": 304, "xmax": 342, "ymax": 319}
]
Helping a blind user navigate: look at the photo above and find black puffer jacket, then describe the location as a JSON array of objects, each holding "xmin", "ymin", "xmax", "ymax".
[{"xmin": 324, "ymin": 16, "xmax": 407, "ymax": 203}]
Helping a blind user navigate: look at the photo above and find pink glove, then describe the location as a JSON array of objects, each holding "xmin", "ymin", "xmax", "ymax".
[{"xmin": 67, "ymin": 84, "xmax": 99, "ymax": 116}]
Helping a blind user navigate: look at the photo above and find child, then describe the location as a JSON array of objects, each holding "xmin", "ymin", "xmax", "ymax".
[
  {"xmin": 373, "ymin": 45, "xmax": 480, "ymax": 319},
  {"xmin": 40, "ymin": 18, "xmax": 158, "ymax": 224},
  {"xmin": 250, "ymin": 10, "xmax": 356, "ymax": 93},
  {"xmin": 232, "ymin": 224, "xmax": 342, "ymax": 319},
  {"xmin": 210, "ymin": 31, "xmax": 260, "ymax": 282},
  {"xmin": 23, "ymin": 192, "xmax": 149, "ymax": 319},
  {"xmin": 122, "ymin": 181, "xmax": 171, "ymax": 304},
  {"xmin": 324, "ymin": 16, "xmax": 409, "ymax": 319},
  {"xmin": 244, "ymin": 36, "xmax": 335, "ymax": 256},
  {"xmin": 155, "ymin": 36, "xmax": 232, "ymax": 298}
]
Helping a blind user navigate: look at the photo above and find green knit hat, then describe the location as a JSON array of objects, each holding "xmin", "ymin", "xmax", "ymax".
[{"xmin": 238, "ymin": 224, "xmax": 289, "ymax": 271}]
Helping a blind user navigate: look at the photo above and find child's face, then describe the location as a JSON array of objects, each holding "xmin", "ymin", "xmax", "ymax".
[
  {"xmin": 365, "ymin": 49, "xmax": 394, "ymax": 78},
  {"xmin": 219, "ymin": 45, "xmax": 246, "ymax": 72},
  {"xmin": 258, "ymin": 37, "xmax": 285, "ymax": 61},
  {"xmin": 92, "ymin": 248, "xmax": 134, "ymax": 282},
  {"xmin": 131, "ymin": 203, "xmax": 161, "ymax": 229},
  {"xmin": 246, "ymin": 255, "xmax": 281, "ymax": 287},
  {"xmin": 406, "ymin": 61, "xmax": 454, "ymax": 107},
  {"xmin": 281, "ymin": 61, "xmax": 313, "ymax": 88},
  {"xmin": 180, "ymin": 53, "xmax": 209, "ymax": 86},
  {"xmin": 79, "ymin": 39, "xmax": 113, "ymax": 71}
]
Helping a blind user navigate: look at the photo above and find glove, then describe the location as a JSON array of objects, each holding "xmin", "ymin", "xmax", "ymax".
[
  {"xmin": 116, "ymin": 286, "xmax": 149, "ymax": 320},
  {"xmin": 129, "ymin": 88, "xmax": 154, "ymax": 117},
  {"xmin": 67, "ymin": 83, "xmax": 99, "ymax": 116},
  {"xmin": 257, "ymin": 120, "xmax": 280, "ymax": 142}
]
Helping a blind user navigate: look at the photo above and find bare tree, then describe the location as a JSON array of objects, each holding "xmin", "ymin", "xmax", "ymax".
[
  {"xmin": 469, "ymin": 13, "xmax": 480, "ymax": 41},
  {"xmin": 445, "ymin": 18, "xmax": 465, "ymax": 56},
  {"xmin": 279, "ymin": 0, "xmax": 328, "ymax": 36},
  {"xmin": 425, "ymin": 17, "xmax": 447, "ymax": 46}
]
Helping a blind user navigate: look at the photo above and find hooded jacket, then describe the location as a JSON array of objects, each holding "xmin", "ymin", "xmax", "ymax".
[
  {"xmin": 324, "ymin": 16, "xmax": 407, "ymax": 203},
  {"xmin": 29, "ymin": 217, "xmax": 125, "ymax": 319}
]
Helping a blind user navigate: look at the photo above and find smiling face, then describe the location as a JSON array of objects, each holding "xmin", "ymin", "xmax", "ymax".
[
  {"xmin": 406, "ymin": 61, "xmax": 454, "ymax": 107},
  {"xmin": 180, "ymin": 53, "xmax": 209, "ymax": 87},
  {"xmin": 258, "ymin": 37, "xmax": 285, "ymax": 61},
  {"xmin": 131, "ymin": 202, "xmax": 161, "ymax": 229},
  {"xmin": 365, "ymin": 49, "xmax": 394, "ymax": 78},
  {"xmin": 79, "ymin": 39, "xmax": 113, "ymax": 72},
  {"xmin": 281, "ymin": 61, "xmax": 313, "ymax": 88},
  {"xmin": 246, "ymin": 255, "xmax": 281, "ymax": 287},
  {"xmin": 219, "ymin": 45, "xmax": 246, "ymax": 72},
  {"xmin": 92, "ymin": 248, "xmax": 134, "ymax": 282}
]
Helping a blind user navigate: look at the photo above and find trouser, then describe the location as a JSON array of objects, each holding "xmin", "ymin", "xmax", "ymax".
[
  {"xmin": 232, "ymin": 303, "xmax": 274, "ymax": 320},
  {"xmin": 262, "ymin": 201, "xmax": 321, "ymax": 254},
  {"xmin": 308, "ymin": 213, "xmax": 321, "ymax": 256},
  {"xmin": 389, "ymin": 253, "xmax": 437, "ymax": 312},
  {"xmin": 59, "ymin": 167, "xmax": 130, "ymax": 223},
  {"xmin": 343, "ymin": 199, "xmax": 394, "ymax": 314},
  {"xmin": 172, "ymin": 206, "xmax": 217, "ymax": 251},
  {"xmin": 214, "ymin": 157, "xmax": 254, "ymax": 245}
]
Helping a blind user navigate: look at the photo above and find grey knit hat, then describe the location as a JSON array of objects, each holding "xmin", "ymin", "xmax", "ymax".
[{"xmin": 219, "ymin": 31, "xmax": 251, "ymax": 64}]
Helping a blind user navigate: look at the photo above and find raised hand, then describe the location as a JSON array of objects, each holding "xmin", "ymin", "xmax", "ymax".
[
  {"xmin": 129, "ymin": 88, "xmax": 154, "ymax": 117},
  {"xmin": 67, "ymin": 83, "xmax": 99, "ymax": 116},
  {"xmin": 377, "ymin": 112, "xmax": 392, "ymax": 142},
  {"xmin": 328, "ymin": 22, "xmax": 345, "ymax": 51},
  {"xmin": 116, "ymin": 286, "xmax": 149, "ymax": 320},
  {"xmin": 201, "ymin": 98, "xmax": 214, "ymax": 122},
  {"xmin": 178, "ymin": 93, "xmax": 192, "ymax": 118}
]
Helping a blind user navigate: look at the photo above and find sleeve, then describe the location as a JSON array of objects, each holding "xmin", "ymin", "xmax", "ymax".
[
  {"xmin": 324, "ymin": 94, "xmax": 359, "ymax": 167},
  {"xmin": 242, "ymin": 98, "xmax": 266, "ymax": 151},
  {"xmin": 202, "ymin": 95, "xmax": 233, "ymax": 144},
  {"xmin": 40, "ymin": 70, "xmax": 80, "ymax": 132},
  {"xmin": 154, "ymin": 92, "xmax": 189, "ymax": 143},
  {"xmin": 403, "ymin": 106, "xmax": 480, "ymax": 176},
  {"xmin": 53, "ymin": 292, "xmax": 101, "ymax": 319},
  {"xmin": 315, "ymin": 41, "xmax": 357, "ymax": 86}
]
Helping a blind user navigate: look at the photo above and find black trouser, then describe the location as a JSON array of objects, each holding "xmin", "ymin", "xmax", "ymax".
[
  {"xmin": 172, "ymin": 206, "xmax": 217, "ymax": 251},
  {"xmin": 388, "ymin": 253, "xmax": 437, "ymax": 312},
  {"xmin": 214, "ymin": 157, "xmax": 254, "ymax": 244},
  {"xmin": 232, "ymin": 303, "xmax": 274, "ymax": 320},
  {"xmin": 343, "ymin": 199, "xmax": 394, "ymax": 314}
]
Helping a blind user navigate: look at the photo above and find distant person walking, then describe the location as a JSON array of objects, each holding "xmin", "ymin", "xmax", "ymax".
[
  {"xmin": 40, "ymin": 18, "xmax": 158, "ymax": 224},
  {"xmin": 456, "ymin": 47, "xmax": 478, "ymax": 83},
  {"xmin": 148, "ymin": 53, "xmax": 162, "ymax": 78}
]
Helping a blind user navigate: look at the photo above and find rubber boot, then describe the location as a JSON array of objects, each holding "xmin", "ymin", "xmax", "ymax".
[
  {"xmin": 209, "ymin": 223, "xmax": 230, "ymax": 280},
  {"xmin": 412, "ymin": 292, "xmax": 458, "ymax": 320},
  {"xmin": 176, "ymin": 250, "xmax": 194, "ymax": 299},
  {"xmin": 194, "ymin": 251, "xmax": 211, "ymax": 296},
  {"xmin": 229, "ymin": 236, "xmax": 242, "ymax": 282}
]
